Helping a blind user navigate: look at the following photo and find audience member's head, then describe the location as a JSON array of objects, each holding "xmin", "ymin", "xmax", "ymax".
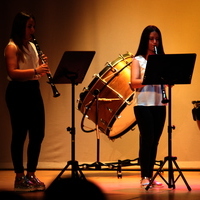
[
  {"xmin": 0, "ymin": 190, "xmax": 26, "ymax": 200},
  {"xmin": 45, "ymin": 177, "xmax": 107, "ymax": 200}
]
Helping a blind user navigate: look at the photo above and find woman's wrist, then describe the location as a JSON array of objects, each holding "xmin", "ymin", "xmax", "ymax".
[{"xmin": 34, "ymin": 68, "xmax": 38, "ymax": 75}]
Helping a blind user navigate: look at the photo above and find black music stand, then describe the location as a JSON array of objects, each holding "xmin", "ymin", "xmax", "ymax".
[
  {"xmin": 142, "ymin": 53, "xmax": 196, "ymax": 191},
  {"xmin": 47, "ymin": 51, "xmax": 95, "ymax": 185}
]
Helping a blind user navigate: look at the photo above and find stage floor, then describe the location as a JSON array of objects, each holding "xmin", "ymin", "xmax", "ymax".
[{"xmin": 0, "ymin": 169, "xmax": 200, "ymax": 200}]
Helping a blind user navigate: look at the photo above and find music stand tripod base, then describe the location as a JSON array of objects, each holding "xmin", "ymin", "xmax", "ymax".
[{"xmin": 145, "ymin": 155, "xmax": 191, "ymax": 191}]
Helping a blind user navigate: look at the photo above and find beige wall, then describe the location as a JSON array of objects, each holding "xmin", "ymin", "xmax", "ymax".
[{"xmin": 0, "ymin": 0, "xmax": 200, "ymax": 169}]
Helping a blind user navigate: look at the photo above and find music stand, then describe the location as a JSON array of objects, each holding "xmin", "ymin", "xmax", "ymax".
[
  {"xmin": 48, "ymin": 51, "xmax": 95, "ymax": 183},
  {"xmin": 143, "ymin": 54, "xmax": 196, "ymax": 191}
]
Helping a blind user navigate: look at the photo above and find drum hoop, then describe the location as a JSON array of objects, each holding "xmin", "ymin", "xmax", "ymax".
[
  {"xmin": 83, "ymin": 66, "xmax": 110, "ymax": 92},
  {"xmin": 109, "ymin": 121, "xmax": 137, "ymax": 140},
  {"xmin": 109, "ymin": 52, "xmax": 133, "ymax": 67},
  {"xmin": 81, "ymin": 54, "xmax": 133, "ymax": 111},
  {"xmin": 85, "ymin": 52, "xmax": 133, "ymax": 94}
]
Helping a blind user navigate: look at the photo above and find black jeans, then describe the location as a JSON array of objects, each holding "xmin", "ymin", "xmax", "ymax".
[
  {"xmin": 6, "ymin": 81, "xmax": 45, "ymax": 173},
  {"xmin": 134, "ymin": 106, "xmax": 166, "ymax": 178}
]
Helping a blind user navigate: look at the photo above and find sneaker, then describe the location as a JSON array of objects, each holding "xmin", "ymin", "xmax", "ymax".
[
  {"xmin": 140, "ymin": 177, "xmax": 151, "ymax": 188},
  {"xmin": 26, "ymin": 175, "xmax": 45, "ymax": 191},
  {"xmin": 151, "ymin": 179, "xmax": 163, "ymax": 187},
  {"xmin": 14, "ymin": 176, "xmax": 36, "ymax": 192}
]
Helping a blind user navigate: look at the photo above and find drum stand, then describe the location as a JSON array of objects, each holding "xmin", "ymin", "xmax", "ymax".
[
  {"xmin": 79, "ymin": 57, "xmax": 137, "ymax": 172},
  {"xmin": 80, "ymin": 89, "xmax": 109, "ymax": 170}
]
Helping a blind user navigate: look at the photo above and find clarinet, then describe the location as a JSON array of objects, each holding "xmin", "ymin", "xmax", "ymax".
[
  {"xmin": 154, "ymin": 46, "xmax": 168, "ymax": 104},
  {"xmin": 31, "ymin": 35, "xmax": 60, "ymax": 97}
]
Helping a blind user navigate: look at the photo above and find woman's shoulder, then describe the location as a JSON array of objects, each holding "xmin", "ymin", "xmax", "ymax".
[
  {"xmin": 7, "ymin": 39, "xmax": 16, "ymax": 46},
  {"xmin": 134, "ymin": 55, "xmax": 147, "ymax": 66},
  {"xmin": 134, "ymin": 55, "xmax": 145, "ymax": 61},
  {"xmin": 5, "ymin": 40, "xmax": 17, "ymax": 49},
  {"xmin": 4, "ymin": 40, "xmax": 18, "ymax": 55}
]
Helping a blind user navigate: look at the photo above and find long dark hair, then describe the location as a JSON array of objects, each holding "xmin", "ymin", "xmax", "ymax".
[
  {"xmin": 135, "ymin": 25, "xmax": 165, "ymax": 57},
  {"xmin": 10, "ymin": 11, "xmax": 35, "ymax": 61}
]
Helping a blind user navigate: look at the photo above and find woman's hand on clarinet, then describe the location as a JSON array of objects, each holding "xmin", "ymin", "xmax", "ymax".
[
  {"xmin": 33, "ymin": 64, "xmax": 50, "ymax": 80},
  {"xmin": 38, "ymin": 63, "xmax": 49, "ymax": 74},
  {"xmin": 40, "ymin": 53, "xmax": 48, "ymax": 64}
]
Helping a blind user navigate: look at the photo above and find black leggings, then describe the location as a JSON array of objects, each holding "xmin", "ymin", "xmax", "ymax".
[
  {"xmin": 134, "ymin": 106, "xmax": 166, "ymax": 178},
  {"xmin": 6, "ymin": 81, "xmax": 45, "ymax": 173}
]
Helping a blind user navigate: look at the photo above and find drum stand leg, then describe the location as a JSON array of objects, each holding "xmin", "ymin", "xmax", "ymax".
[
  {"xmin": 81, "ymin": 130, "xmax": 107, "ymax": 170},
  {"xmin": 80, "ymin": 90, "xmax": 108, "ymax": 170},
  {"xmin": 105, "ymin": 158, "xmax": 163, "ymax": 178},
  {"xmin": 82, "ymin": 131, "xmax": 107, "ymax": 170},
  {"xmin": 92, "ymin": 90, "xmax": 107, "ymax": 169}
]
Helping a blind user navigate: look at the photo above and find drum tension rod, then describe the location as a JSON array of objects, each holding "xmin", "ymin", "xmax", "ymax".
[
  {"xmin": 119, "ymin": 54, "xmax": 130, "ymax": 65},
  {"xmin": 119, "ymin": 54, "xmax": 125, "ymax": 60},
  {"xmin": 106, "ymin": 62, "xmax": 117, "ymax": 73}
]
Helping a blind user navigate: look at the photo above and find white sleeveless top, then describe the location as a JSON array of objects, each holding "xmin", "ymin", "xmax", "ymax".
[
  {"xmin": 133, "ymin": 55, "xmax": 165, "ymax": 106},
  {"xmin": 6, "ymin": 40, "xmax": 39, "ymax": 81}
]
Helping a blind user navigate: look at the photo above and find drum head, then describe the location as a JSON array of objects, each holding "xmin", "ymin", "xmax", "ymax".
[{"xmin": 106, "ymin": 99, "xmax": 137, "ymax": 139}]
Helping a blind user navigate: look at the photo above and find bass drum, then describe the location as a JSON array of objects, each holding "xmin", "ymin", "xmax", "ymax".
[{"xmin": 78, "ymin": 52, "xmax": 137, "ymax": 139}]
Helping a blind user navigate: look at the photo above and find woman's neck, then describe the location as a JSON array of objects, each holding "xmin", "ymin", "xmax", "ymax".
[
  {"xmin": 145, "ymin": 50, "xmax": 155, "ymax": 60},
  {"xmin": 23, "ymin": 40, "xmax": 29, "ymax": 49}
]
